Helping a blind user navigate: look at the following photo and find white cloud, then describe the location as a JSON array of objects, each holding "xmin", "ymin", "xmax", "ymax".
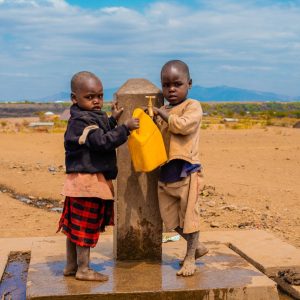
[
  {"xmin": 0, "ymin": 0, "xmax": 39, "ymax": 7},
  {"xmin": 101, "ymin": 7, "xmax": 130, "ymax": 14},
  {"xmin": 48, "ymin": 0, "xmax": 69, "ymax": 9},
  {"xmin": 0, "ymin": 72, "xmax": 30, "ymax": 77},
  {"xmin": 0, "ymin": 0, "xmax": 300, "ymax": 99},
  {"xmin": 220, "ymin": 65, "xmax": 274, "ymax": 72}
]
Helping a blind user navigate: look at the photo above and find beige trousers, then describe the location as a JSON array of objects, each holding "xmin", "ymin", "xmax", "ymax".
[{"xmin": 158, "ymin": 172, "xmax": 202, "ymax": 234}]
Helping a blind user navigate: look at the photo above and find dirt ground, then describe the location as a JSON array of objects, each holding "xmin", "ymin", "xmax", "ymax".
[{"xmin": 0, "ymin": 125, "xmax": 299, "ymax": 248}]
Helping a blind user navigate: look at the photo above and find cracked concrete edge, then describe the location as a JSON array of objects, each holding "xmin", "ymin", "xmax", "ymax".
[
  {"xmin": 0, "ymin": 249, "xmax": 9, "ymax": 281},
  {"xmin": 274, "ymin": 277, "xmax": 300, "ymax": 300},
  {"xmin": 202, "ymin": 230, "xmax": 300, "ymax": 274},
  {"xmin": 201, "ymin": 230, "xmax": 300, "ymax": 299},
  {"xmin": 228, "ymin": 242, "xmax": 299, "ymax": 279},
  {"xmin": 228, "ymin": 239, "xmax": 300, "ymax": 277},
  {"xmin": 0, "ymin": 236, "xmax": 63, "ymax": 281},
  {"xmin": 0, "ymin": 237, "xmax": 35, "ymax": 280},
  {"xmin": 229, "ymin": 242, "xmax": 268, "ymax": 274}
]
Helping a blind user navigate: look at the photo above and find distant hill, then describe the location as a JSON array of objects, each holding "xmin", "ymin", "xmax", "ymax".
[
  {"xmin": 32, "ymin": 88, "xmax": 117, "ymax": 102},
  {"xmin": 37, "ymin": 92, "xmax": 70, "ymax": 102},
  {"xmin": 188, "ymin": 85, "xmax": 296, "ymax": 102},
  {"xmin": 1, "ymin": 85, "xmax": 299, "ymax": 102}
]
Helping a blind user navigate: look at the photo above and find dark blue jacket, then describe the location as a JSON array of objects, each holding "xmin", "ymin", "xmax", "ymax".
[{"xmin": 64, "ymin": 104, "xmax": 129, "ymax": 179}]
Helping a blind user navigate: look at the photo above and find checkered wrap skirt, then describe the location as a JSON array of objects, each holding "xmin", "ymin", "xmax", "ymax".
[{"xmin": 58, "ymin": 197, "xmax": 114, "ymax": 247}]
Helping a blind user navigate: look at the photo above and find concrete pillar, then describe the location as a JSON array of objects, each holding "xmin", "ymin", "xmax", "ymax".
[{"xmin": 114, "ymin": 79, "xmax": 164, "ymax": 261}]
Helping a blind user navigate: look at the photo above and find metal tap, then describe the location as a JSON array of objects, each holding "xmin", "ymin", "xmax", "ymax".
[{"xmin": 145, "ymin": 95, "xmax": 155, "ymax": 118}]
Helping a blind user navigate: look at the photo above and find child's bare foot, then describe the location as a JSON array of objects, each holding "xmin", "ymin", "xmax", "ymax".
[
  {"xmin": 75, "ymin": 268, "xmax": 109, "ymax": 282},
  {"xmin": 177, "ymin": 257, "xmax": 197, "ymax": 276},
  {"xmin": 179, "ymin": 243, "xmax": 209, "ymax": 266}
]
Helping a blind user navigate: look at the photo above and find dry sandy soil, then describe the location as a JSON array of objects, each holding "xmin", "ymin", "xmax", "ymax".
[{"xmin": 0, "ymin": 125, "xmax": 299, "ymax": 248}]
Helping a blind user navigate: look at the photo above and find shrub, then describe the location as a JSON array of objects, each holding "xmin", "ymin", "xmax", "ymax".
[
  {"xmin": 22, "ymin": 119, "xmax": 29, "ymax": 126},
  {"xmin": 201, "ymin": 124, "xmax": 209, "ymax": 129}
]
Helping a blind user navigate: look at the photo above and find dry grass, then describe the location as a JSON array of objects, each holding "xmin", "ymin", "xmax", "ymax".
[
  {"xmin": 0, "ymin": 116, "xmax": 68, "ymax": 133},
  {"xmin": 201, "ymin": 116, "xmax": 299, "ymax": 130},
  {"xmin": 0, "ymin": 114, "xmax": 299, "ymax": 133}
]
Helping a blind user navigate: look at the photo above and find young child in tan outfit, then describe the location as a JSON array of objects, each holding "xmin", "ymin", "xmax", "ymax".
[{"xmin": 153, "ymin": 60, "xmax": 208, "ymax": 277}]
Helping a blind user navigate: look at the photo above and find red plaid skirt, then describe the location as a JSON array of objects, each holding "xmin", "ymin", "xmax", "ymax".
[{"xmin": 57, "ymin": 197, "xmax": 114, "ymax": 247}]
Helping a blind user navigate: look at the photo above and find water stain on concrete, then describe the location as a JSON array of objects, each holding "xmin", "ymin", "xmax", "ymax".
[
  {"xmin": 0, "ymin": 251, "xmax": 30, "ymax": 300},
  {"xmin": 117, "ymin": 224, "xmax": 161, "ymax": 261}
]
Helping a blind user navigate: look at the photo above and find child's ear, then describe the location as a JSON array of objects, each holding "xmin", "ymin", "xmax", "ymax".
[
  {"xmin": 188, "ymin": 79, "xmax": 192, "ymax": 89},
  {"xmin": 71, "ymin": 92, "xmax": 77, "ymax": 104}
]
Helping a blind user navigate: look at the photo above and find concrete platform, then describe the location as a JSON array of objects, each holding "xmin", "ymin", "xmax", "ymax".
[
  {"xmin": 201, "ymin": 230, "xmax": 300, "ymax": 277},
  {"xmin": 25, "ymin": 235, "xmax": 279, "ymax": 300},
  {"xmin": 0, "ymin": 236, "xmax": 56, "ymax": 280},
  {"xmin": 200, "ymin": 230, "xmax": 300, "ymax": 299}
]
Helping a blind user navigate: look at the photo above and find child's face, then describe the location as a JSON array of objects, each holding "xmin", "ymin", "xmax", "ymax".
[
  {"xmin": 71, "ymin": 77, "xmax": 104, "ymax": 111},
  {"xmin": 161, "ymin": 65, "xmax": 192, "ymax": 105}
]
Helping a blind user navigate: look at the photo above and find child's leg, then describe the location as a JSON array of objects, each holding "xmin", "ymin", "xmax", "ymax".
[
  {"xmin": 75, "ymin": 245, "xmax": 108, "ymax": 282},
  {"xmin": 176, "ymin": 230, "xmax": 199, "ymax": 276},
  {"xmin": 175, "ymin": 226, "xmax": 208, "ymax": 265},
  {"xmin": 64, "ymin": 237, "xmax": 78, "ymax": 276},
  {"xmin": 176, "ymin": 172, "xmax": 206, "ymax": 276}
]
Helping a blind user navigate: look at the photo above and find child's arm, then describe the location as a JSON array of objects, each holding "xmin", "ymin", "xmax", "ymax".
[
  {"xmin": 66, "ymin": 117, "xmax": 138, "ymax": 153},
  {"xmin": 167, "ymin": 101, "xmax": 202, "ymax": 135},
  {"xmin": 86, "ymin": 118, "xmax": 139, "ymax": 151},
  {"xmin": 86, "ymin": 125, "xmax": 127, "ymax": 151}
]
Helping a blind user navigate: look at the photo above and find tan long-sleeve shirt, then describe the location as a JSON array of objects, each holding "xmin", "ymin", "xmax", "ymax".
[{"xmin": 156, "ymin": 99, "xmax": 203, "ymax": 164}]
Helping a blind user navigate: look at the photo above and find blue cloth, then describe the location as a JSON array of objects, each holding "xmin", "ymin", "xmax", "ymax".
[{"xmin": 159, "ymin": 159, "xmax": 201, "ymax": 183}]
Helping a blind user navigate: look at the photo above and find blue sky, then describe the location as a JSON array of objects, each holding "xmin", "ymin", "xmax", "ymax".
[{"xmin": 1, "ymin": 0, "xmax": 300, "ymax": 100}]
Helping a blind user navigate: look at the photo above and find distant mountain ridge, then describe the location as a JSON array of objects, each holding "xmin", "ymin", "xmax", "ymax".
[
  {"xmin": 37, "ymin": 92, "xmax": 70, "ymax": 102},
  {"xmin": 33, "ymin": 88, "xmax": 117, "ymax": 102},
  {"xmin": 2, "ymin": 85, "xmax": 300, "ymax": 102},
  {"xmin": 188, "ymin": 85, "xmax": 299, "ymax": 102}
]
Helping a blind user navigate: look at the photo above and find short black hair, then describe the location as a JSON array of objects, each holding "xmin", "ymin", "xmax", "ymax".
[
  {"xmin": 161, "ymin": 60, "xmax": 190, "ymax": 80},
  {"xmin": 70, "ymin": 71, "xmax": 98, "ymax": 93}
]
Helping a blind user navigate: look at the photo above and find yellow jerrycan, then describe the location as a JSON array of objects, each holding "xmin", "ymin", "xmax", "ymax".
[{"xmin": 128, "ymin": 108, "xmax": 167, "ymax": 172}]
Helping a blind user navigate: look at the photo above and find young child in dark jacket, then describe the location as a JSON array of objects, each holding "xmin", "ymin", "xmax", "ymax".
[{"xmin": 58, "ymin": 71, "xmax": 139, "ymax": 281}]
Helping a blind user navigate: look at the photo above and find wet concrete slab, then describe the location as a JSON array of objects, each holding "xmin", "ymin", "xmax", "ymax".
[
  {"xmin": 0, "ymin": 251, "xmax": 30, "ymax": 300},
  {"xmin": 201, "ymin": 230, "xmax": 300, "ymax": 277},
  {"xmin": 26, "ymin": 235, "xmax": 279, "ymax": 300},
  {"xmin": 200, "ymin": 230, "xmax": 300, "ymax": 299}
]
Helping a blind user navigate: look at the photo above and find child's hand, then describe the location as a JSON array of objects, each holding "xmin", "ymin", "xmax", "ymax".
[
  {"xmin": 124, "ymin": 118, "xmax": 140, "ymax": 131},
  {"xmin": 153, "ymin": 107, "xmax": 169, "ymax": 122},
  {"xmin": 144, "ymin": 107, "xmax": 162, "ymax": 118},
  {"xmin": 153, "ymin": 107, "xmax": 160, "ymax": 115},
  {"xmin": 142, "ymin": 106, "xmax": 159, "ymax": 114},
  {"xmin": 111, "ymin": 101, "xmax": 124, "ymax": 120}
]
